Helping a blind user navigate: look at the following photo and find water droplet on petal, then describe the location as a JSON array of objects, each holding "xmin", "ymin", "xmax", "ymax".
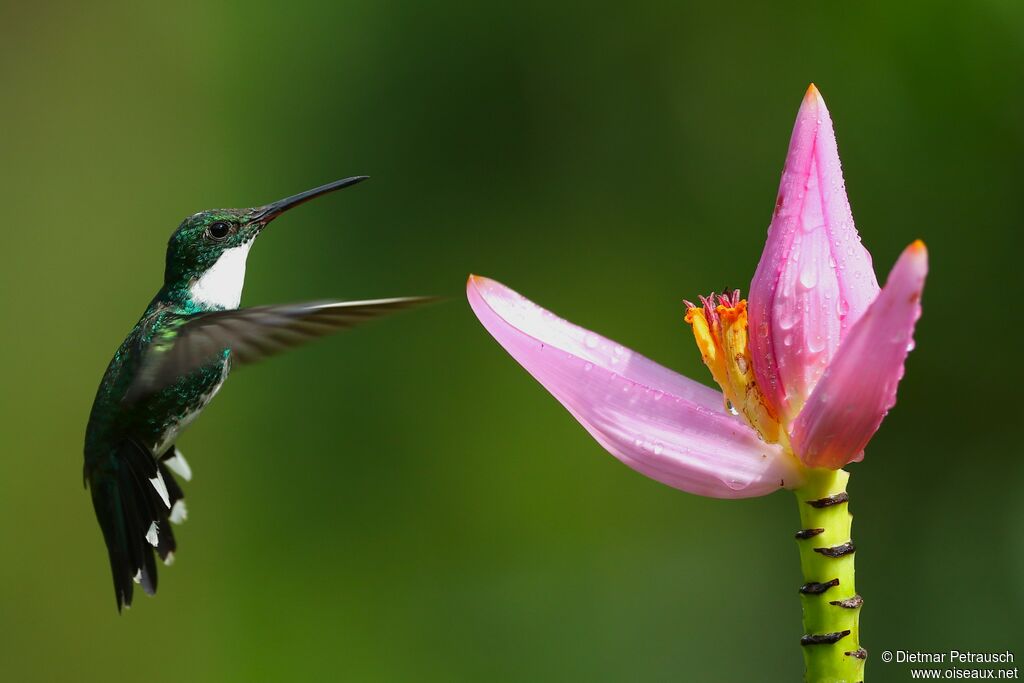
[
  {"xmin": 799, "ymin": 264, "xmax": 818, "ymax": 289},
  {"xmin": 777, "ymin": 303, "xmax": 799, "ymax": 331},
  {"xmin": 838, "ymin": 299, "xmax": 850, "ymax": 319}
]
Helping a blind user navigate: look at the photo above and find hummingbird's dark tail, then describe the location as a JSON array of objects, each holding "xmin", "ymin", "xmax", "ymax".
[{"xmin": 87, "ymin": 440, "xmax": 185, "ymax": 612}]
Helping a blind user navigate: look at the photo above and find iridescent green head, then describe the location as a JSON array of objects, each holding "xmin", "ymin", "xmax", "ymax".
[{"xmin": 162, "ymin": 176, "xmax": 368, "ymax": 307}]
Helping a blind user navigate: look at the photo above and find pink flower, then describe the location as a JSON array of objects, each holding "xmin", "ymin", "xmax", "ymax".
[{"xmin": 468, "ymin": 85, "xmax": 927, "ymax": 497}]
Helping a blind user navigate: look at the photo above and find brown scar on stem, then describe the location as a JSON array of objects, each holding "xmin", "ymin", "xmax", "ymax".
[
  {"xmin": 829, "ymin": 595, "xmax": 864, "ymax": 609},
  {"xmin": 795, "ymin": 528, "xmax": 825, "ymax": 539},
  {"xmin": 845, "ymin": 648, "xmax": 868, "ymax": 659},
  {"xmin": 806, "ymin": 492, "xmax": 850, "ymax": 508},
  {"xmin": 814, "ymin": 541, "xmax": 856, "ymax": 558},
  {"xmin": 799, "ymin": 578, "xmax": 839, "ymax": 594},
  {"xmin": 800, "ymin": 630, "xmax": 851, "ymax": 646}
]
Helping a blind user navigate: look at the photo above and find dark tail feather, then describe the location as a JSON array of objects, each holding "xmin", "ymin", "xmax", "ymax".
[{"xmin": 87, "ymin": 440, "xmax": 185, "ymax": 612}]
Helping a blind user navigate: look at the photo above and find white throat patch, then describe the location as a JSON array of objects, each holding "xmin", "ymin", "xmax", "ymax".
[{"xmin": 190, "ymin": 242, "xmax": 253, "ymax": 309}]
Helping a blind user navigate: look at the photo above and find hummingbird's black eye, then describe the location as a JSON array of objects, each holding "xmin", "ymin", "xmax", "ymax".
[{"xmin": 207, "ymin": 221, "xmax": 231, "ymax": 240}]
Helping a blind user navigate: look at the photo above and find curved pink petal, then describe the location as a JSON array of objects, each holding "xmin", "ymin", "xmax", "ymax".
[
  {"xmin": 467, "ymin": 275, "xmax": 803, "ymax": 498},
  {"xmin": 748, "ymin": 85, "xmax": 880, "ymax": 424},
  {"xmin": 790, "ymin": 241, "xmax": 928, "ymax": 469}
]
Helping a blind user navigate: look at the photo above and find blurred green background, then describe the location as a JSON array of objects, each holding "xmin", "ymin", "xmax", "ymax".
[{"xmin": 1, "ymin": 2, "xmax": 1021, "ymax": 681}]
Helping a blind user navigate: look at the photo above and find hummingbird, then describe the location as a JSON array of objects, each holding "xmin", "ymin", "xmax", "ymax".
[{"xmin": 84, "ymin": 177, "xmax": 430, "ymax": 611}]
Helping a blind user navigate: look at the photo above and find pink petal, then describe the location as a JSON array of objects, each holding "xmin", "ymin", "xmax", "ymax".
[
  {"xmin": 748, "ymin": 85, "xmax": 880, "ymax": 424},
  {"xmin": 790, "ymin": 241, "xmax": 928, "ymax": 469},
  {"xmin": 467, "ymin": 275, "xmax": 803, "ymax": 498}
]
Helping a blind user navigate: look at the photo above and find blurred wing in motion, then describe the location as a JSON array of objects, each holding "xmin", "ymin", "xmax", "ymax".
[{"xmin": 128, "ymin": 297, "xmax": 435, "ymax": 399}]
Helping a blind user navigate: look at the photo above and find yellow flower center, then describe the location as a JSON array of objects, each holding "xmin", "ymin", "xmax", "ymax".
[{"xmin": 684, "ymin": 291, "xmax": 783, "ymax": 445}]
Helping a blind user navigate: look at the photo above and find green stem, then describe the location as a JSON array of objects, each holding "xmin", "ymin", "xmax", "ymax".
[{"xmin": 794, "ymin": 468, "xmax": 865, "ymax": 683}]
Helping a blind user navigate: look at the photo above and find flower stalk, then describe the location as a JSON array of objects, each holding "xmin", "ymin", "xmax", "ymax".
[{"xmin": 794, "ymin": 468, "xmax": 865, "ymax": 682}]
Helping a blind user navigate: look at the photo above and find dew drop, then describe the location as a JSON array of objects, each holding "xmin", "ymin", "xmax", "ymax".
[
  {"xmin": 799, "ymin": 264, "xmax": 818, "ymax": 289},
  {"xmin": 777, "ymin": 304, "xmax": 799, "ymax": 331}
]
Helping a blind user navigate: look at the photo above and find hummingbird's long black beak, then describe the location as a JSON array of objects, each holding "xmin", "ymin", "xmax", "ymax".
[{"xmin": 252, "ymin": 176, "xmax": 369, "ymax": 224}]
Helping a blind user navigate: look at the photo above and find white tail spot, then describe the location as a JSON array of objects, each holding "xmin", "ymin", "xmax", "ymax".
[
  {"xmin": 164, "ymin": 450, "xmax": 193, "ymax": 482},
  {"xmin": 170, "ymin": 499, "xmax": 188, "ymax": 525},
  {"xmin": 149, "ymin": 471, "xmax": 171, "ymax": 508},
  {"xmin": 146, "ymin": 521, "xmax": 159, "ymax": 547}
]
